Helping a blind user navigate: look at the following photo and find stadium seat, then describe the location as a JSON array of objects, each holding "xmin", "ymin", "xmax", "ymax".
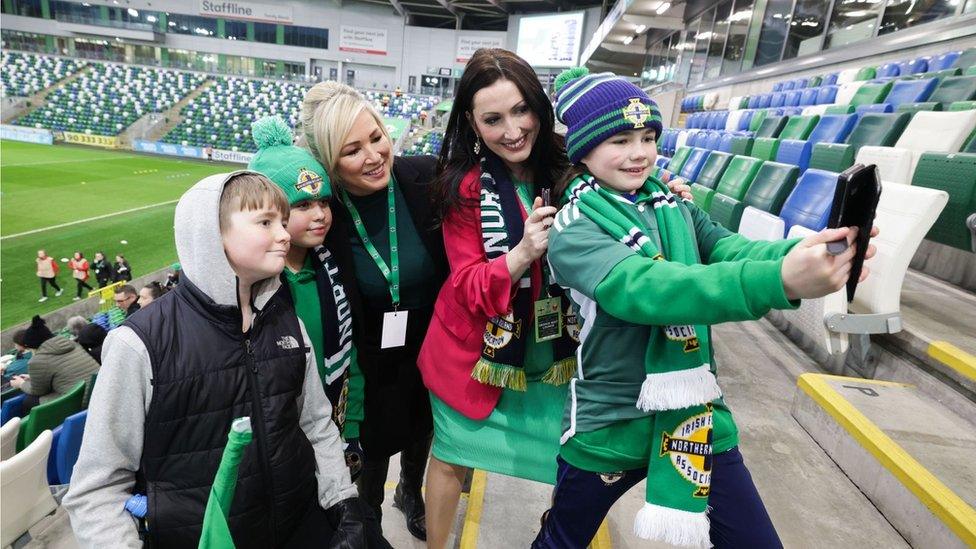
[
  {"xmin": 704, "ymin": 132, "xmax": 722, "ymax": 151},
  {"xmin": 718, "ymin": 133, "xmax": 736, "ymax": 153},
  {"xmin": 678, "ymin": 148, "xmax": 711, "ymax": 181},
  {"xmin": 748, "ymin": 110, "xmax": 768, "ymax": 133},
  {"xmin": 784, "ymin": 90, "xmax": 803, "ymax": 107},
  {"xmin": 1, "ymin": 417, "xmax": 19, "ymax": 460},
  {"xmin": 824, "ymin": 105, "xmax": 856, "ymax": 115},
  {"xmin": 802, "ymin": 105, "xmax": 830, "ymax": 116},
  {"xmin": 849, "ymin": 81, "xmax": 891, "ymax": 106},
  {"xmin": 770, "ymin": 92, "xmax": 786, "ymax": 108},
  {"xmin": 929, "ymin": 51, "xmax": 961, "ymax": 72},
  {"xmin": 950, "ymin": 47, "xmax": 976, "ymax": 70},
  {"xmin": 852, "ymin": 184, "xmax": 948, "ymax": 316},
  {"xmin": 779, "ymin": 168, "xmax": 840, "ymax": 236},
  {"xmin": 738, "ymin": 207, "xmax": 786, "ymax": 241},
  {"xmin": 0, "ymin": 431, "xmax": 57, "ymax": 548},
  {"xmin": 782, "ymin": 80, "xmax": 796, "ymax": 91},
  {"xmin": 949, "ymin": 100, "xmax": 976, "ymax": 111},
  {"xmin": 755, "ymin": 116, "xmax": 787, "ymax": 138},
  {"xmin": 883, "ymin": 78, "xmax": 938, "ymax": 108},
  {"xmin": 776, "ymin": 139, "xmax": 813, "ymax": 172},
  {"xmin": 1, "ymin": 394, "xmax": 25, "ymax": 426},
  {"xmin": 690, "ymin": 184, "xmax": 715, "ymax": 211},
  {"xmin": 725, "ymin": 110, "xmax": 745, "ymax": 132},
  {"xmin": 911, "ymin": 152, "xmax": 976, "ymax": 251},
  {"xmin": 713, "ymin": 156, "xmax": 763, "ymax": 201},
  {"xmin": 668, "ymin": 146, "xmax": 693, "ymax": 174},
  {"xmin": 695, "ymin": 151, "xmax": 734, "ymax": 189},
  {"xmin": 855, "ymin": 104, "xmax": 893, "ymax": 114},
  {"xmin": 1, "ymin": 52, "xmax": 87, "ymax": 98},
  {"xmin": 809, "ymin": 113, "xmax": 911, "ymax": 172},
  {"xmin": 835, "ymin": 81, "xmax": 867, "ymax": 105},
  {"xmin": 738, "ymin": 110, "xmax": 756, "ymax": 131},
  {"xmin": 729, "ymin": 136, "xmax": 754, "ymax": 156},
  {"xmin": 837, "ymin": 68, "xmax": 859, "ymax": 84},
  {"xmin": 750, "ymin": 138, "xmax": 780, "ymax": 162},
  {"xmin": 799, "ymin": 88, "xmax": 819, "ymax": 106},
  {"xmin": 806, "ymin": 114, "xmax": 858, "ymax": 144},
  {"xmin": 757, "ymin": 94, "xmax": 771, "ymax": 108},
  {"xmin": 896, "ymin": 102, "xmax": 944, "ymax": 114},
  {"xmin": 897, "ymin": 57, "xmax": 928, "ymax": 76},
  {"xmin": 927, "ymin": 75, "xmax": 976, "ymax": 106},
  {"xmin": 710, "ymin": 161, "xmax": 800, "ymax": 230},
  {"xmin": 876, "ymin": 63, "xmax": 900, "ymax": 79},
  {"xmin": 821, "ymin": 72, "xmax": 839, "ymax": 86},
  {"xmin": 16, "ymin": 381, "xmax": 84, "ymax": 452},
  {"xmin": 856, "ymin": 110, "xmax": 976, "ymax": 184},
  {"xmin": 855, "ymin": 66, "xmax": 877, "ymax": 81},
  {"xmin": 53, "ymin": 410, "xmax": 87, "ymax": 484},
  {"xmin": 748, "ymin": 95, "xmax": 761, "ymax": 109},
  {"xmin": 728, "ymin": 96, "xmax": 743, "ymax": 110}
]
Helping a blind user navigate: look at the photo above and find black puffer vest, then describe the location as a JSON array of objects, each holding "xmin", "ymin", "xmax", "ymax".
[{"xmin": 127, "ymin": 276, "xmax": 318, "ymax": 548}]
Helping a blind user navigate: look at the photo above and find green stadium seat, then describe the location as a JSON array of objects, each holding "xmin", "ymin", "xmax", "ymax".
[
  {"xmin": 713, "ymin": 156, "xmax": 763, "ymax": 200},
  {"xmin": 966, "ymin": 66, "xmax": 976, "ymax": 77},
  {"xmin": 668, "ymin": 146, "xmax": 693, "ymax": 174},
  {"xmin": 855, "ymin": 66, "xmax": 877, "ymax": 81},
  {"xmin": 742, "ymin": 161, "xmax": 800, "ymax": 215},
  {"xmin": 896, "ymin": 102, "xmax": 944, "ymax": 114},
  {"xmin": 779, "ymin": 115, "xmax": 820, "ymax": 140},
  {"xmin": 949, "ymin": 101, "xmax": 976, "ymax": 111},
  {"xmin": 729, "ymin": 136, "xmax": 754, "ymax": 156},
  {"xmin": 807, "ymin": 75, "xmax": 823, "ymax": 87},
  {"xmin": 849, "ymin": 82, "xmax": 892, "ymax": 107},
  {"xmin": 16, "ymin": 381, "xmax": 85, "ymax": 452},
  {"xmin": 750, "ymin": 138, "xmax": 780, "ymax": 161},
  {"xmin": 694, "ymin": 151, "xmax": 733, "ymax": 189},
  {"xmin": 755, "ymin": 116, "xmax": 787, "ymax": 138},
  {"xmin": 963, "ymin": 133, "xmax": 976, "ymax": 153},
  {"xmin": 809, "ymin": 113, "xmax": 911, "ymax": 172},
  {"xmin": 708, "ymin": 193, "xmax": 743, "ymax": 230},
  {"xmin": 691, "ymin": 183, "xmax": 716, "ymax": 212},
  {"xmin": 928, "ymin": 75, "xmax": 976, "ymax": 105},
  {"xmin": 951, "ymin": 47, "xmax": 976, "ymax": 70},
  {"xmin": 824, "ymin": 105, "xmax": 855, "ymax": 115},
  {"xmin": 748, "ymin": 110, "xmax": 769, "ymax": 133},
  {"xmin": 911, "ymin": 152, "xmax": 976, "ymax": 251}
]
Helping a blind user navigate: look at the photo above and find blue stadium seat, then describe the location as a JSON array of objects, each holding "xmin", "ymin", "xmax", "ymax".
[
  {"xmin": 771, "ymin": 92, "xmax": 786, "ymax": 107},
  {"xmin": 678, "ymin": 147, "xmax": 711, "ymax": 181},
  {"xmin": 821, "ymin": 72, "xmax": 839, "ymax": 86},
  {"xmin": 784, "ymin": 90, "xmax": 802, "ymax": 106},
  {"xmin": 55, "ymin": 411, "xmax": 87, "ymax": 484},
  {"xmin": 782, "ymin": 80, "xmax": 796, "ymax": 91},
  {"xmin": 758, "ymin": 94, "xmax": 772, "ymax": 108},
  {"xmin": 738, "ymin": 110, "xmax": 755, "ymax": 131},
  {"xmin": 898, "ymin": 57, "xmax": 928, "ymax": 76},
  {"xmin": 1, "ymin": 395, "xmax": 25, "ymax": 426},
  {"xmin": 816, "ymin": 85, "xmax": 839, "ymax": 104},
  {"xmin": 704, "ymin": 132, "xmax": 722, "ymax": 150},
  {"xmin": 806, "ymin": 114, "xmax": 858, "ymax": 144},
  {"xmin": 776, "ymin": 139, "xmax": 814, "ymax": 172},
  {"xmin": 656, "ymin": 156, "xmax": 670, "ymax": 169},
  {"xmin": 784, "ymin": 107, "xmax": 805, "ymax": 117},
  {"xmin": 714, "ymin": 111, "xmax": 729, "ymax": 129},
  {"xmin": 748, "ymin": 96, "xmax": 761, "ymax": 109},
  {"xmin": 930, "ymin": 51, "xmax": 961, "ymax": 72},
  {"xmin": 799, "ymin": 88, "xmax": 819, "ymax": 106},
  {"xmin": 876, "ymin": 63, "xmax": 900, "ymax": 78},
  {"xmin": 718, "ymin": 133, "xmax": 735, "ymax": 153},
  {"xmin": 772, "ymin": 82, "xmax": 784, "ymax": 92},
  {"xmin": 855, "ymin": 104, "xmax": 894, "ymax": 114},
  {"xmin": 779, "ymin": 169, "xmax": 840, "ymax": 236},
  {"xmin": 884, "ymin": 78, "xmax": 938, "ymax": 107}
]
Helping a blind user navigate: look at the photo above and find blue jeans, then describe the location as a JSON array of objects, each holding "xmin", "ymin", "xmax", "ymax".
[{"xmin": 533, "ymin": 447, "xmax": 782, "ymax": 549}]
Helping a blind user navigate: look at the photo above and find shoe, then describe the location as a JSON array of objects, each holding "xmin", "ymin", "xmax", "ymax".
[
  {"xmin": 73, "ymin": 296, "xmax": 81, "ymax": 301},
  {"xmin": 39, "ymin": 297, "xmax": 48, "ymax": 302},
  {"xmin": 392, "ymin": 484, "xmax": 426, "ymax": 541},
  {"xmin": 55, "ymin": 289, "xmax": 63, "ymax": 297}
]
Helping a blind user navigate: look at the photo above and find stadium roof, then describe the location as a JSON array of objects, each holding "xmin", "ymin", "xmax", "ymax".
[{"xmin": 351, "ymin": 0, "xmax": 602, "ymax": 30}]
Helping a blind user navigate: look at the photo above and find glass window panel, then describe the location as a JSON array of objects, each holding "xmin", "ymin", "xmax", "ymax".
[
  {"xmin": 51, "ymin": 0, "xmax": 99, "ymax": 21},
  {"xmin": 225, "ymin": 20, "xmax": 247, "ymax": 41},
  {"xmin": 689, "ymin": 10, "xmax": 714, "ymax": 84},
  {"xmin": 253, "ymin": 22, "xmax": 277, "ymax": 44},
  {"xmin": 722, "ymin": 0, "xmax": 753, "ymax": 75},
  {"xmin": 825, "ymin": 0, "xmax": 884, "ymax": 49},
  {"xmin": 283, "ymin": 25, "xmax": 329, "ymax": 49},
  {"xmin": 784, "ymin": 0, "xmax": 830, "ymax": 60},
  {"xmin": 965, "ymin": 0, "xmax": 976, "ymax": 13},
  {"xmin": 705, "ymin": 1, "xmax": 732, "ymax": 79},
  {"xmin": 754, "ymin": 0, "xmax": 793, "ymax": 66},
  {"xmin": 6, "ymin": 0, "xmax": 43, "ymax": 18},
  {"xmin": 166, "ymin": 13, "xmax": 217, "ymax": 37},
  {"xmin": 675, "ymin": 27, "xmax": 696, "ymax": 85},
  {"xmin": 879, "ymin": 0, "xmax": 957, "ymax": 35}
]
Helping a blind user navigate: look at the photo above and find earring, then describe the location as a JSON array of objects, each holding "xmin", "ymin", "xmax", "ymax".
[{"xmin": 473, "ymin": 138, "xmax": 481, "ymax": 156}]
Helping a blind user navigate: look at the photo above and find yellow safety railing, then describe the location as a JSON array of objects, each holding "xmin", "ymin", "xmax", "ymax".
[{"xmin": 88, "ymin": 281, "xmax": 124, "ymax": 312}]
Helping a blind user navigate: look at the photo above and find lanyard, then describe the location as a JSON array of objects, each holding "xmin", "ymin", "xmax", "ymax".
[{"xmin": 342, "ymin": 181, "xmax": 400, "ymax": 309}]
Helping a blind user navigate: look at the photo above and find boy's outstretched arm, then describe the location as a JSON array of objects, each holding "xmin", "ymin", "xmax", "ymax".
[
  {"xmin": 296, "ymin": 321, "xmax": 360, "ymax": 510},
  {"xmin": 62, "ymin": 327, "xmax": 150, "ymax": 548}
]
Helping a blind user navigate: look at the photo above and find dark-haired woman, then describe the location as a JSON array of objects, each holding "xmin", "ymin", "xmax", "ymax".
[{"xmin": 418, "ymin": 48, "xmax": 578, "ymax": 548}]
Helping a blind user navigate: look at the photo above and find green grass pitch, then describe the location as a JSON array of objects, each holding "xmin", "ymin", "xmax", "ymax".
[{"xmin": 1, "ymin": 140, "xmax": 229, "ymax": 329}]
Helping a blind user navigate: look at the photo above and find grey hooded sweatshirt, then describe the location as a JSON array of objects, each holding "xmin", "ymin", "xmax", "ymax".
[{"xmin": 63, "ymin": 172, "xmax": 358, "ymax": 547}]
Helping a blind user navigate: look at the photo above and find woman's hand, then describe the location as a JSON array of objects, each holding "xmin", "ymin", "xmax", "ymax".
[
  {"xmin": 781, "ymin": 226, "xmax": 879, "ymax": 300},
  {"xmin": 506, "ymin": 197, "xmax": 557, "ymax": 279}
]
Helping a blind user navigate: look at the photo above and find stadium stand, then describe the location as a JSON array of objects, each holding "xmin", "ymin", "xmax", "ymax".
[
  {"xmin": 403, "ymin": 129, "xmax": 443, "ymax": 156},
  {"xmin": 363, "ymin": 90, "xmax": 438, "ymax": 121},
  {"xmin": 0, "ymin": 52, "xmax": 87, "ymax": 98},
  {"xmin": 16, "ymin": 63, "xmax": 206, "ymax": 136}
]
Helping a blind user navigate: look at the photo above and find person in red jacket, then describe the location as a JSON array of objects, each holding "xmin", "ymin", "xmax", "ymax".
[
  {"xmin": 68, "ymin": 251, "xmax": 94, "ymax": 300},
  {"xmin": 35, "ymin": 249, "xmax": 63, "ymax": 302}
]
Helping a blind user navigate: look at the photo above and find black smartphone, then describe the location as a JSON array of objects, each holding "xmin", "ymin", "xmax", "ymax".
[
  {"xmin": 541, "ymin": 188, "xmax": 551, "ymax": 208},
  {"xmin": 826, "ymin": 163, "xmax": 882, "ymax": 301}
]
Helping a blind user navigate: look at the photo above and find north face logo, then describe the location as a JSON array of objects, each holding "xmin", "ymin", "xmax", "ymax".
[{"xmin": 276, "ymin": 336, "xmax": 300, "ymax": 350}]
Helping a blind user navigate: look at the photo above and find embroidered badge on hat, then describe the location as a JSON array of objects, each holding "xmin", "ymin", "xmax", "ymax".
[
  {"xmin": 295, "ymin": 167, "xmax": 323, "ymax": 196},
  {"xmin": 622, "ymin": 98, "xmax": 651, "ymax": 129}
]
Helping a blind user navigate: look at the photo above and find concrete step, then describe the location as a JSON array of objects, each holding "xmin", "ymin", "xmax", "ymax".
[{"xmin": 792, "ymin": 373, "xmax": 976, "ymax": 548}]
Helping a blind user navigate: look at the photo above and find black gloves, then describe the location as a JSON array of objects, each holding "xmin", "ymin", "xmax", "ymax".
[
  {"xmin": 326, "ymin": 497, "xmax": 391, "ymax": 549},
  {"xmin": 344, "ymin": 439, "xmax": 365, "ymax": 481}
]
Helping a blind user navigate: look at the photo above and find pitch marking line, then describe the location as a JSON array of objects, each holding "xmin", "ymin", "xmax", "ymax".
[{"xmin": 1, "ymin": 199, "xmax": 179, "ymax": 240}]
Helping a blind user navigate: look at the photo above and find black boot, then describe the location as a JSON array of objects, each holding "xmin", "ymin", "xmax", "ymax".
[
  {"xmin": 393, "ymin": 435, "xmax": 430, "ymax": 541},
  {"xmin": 392, "ymin": 483, "xmax": 426, "ymax": 541}
]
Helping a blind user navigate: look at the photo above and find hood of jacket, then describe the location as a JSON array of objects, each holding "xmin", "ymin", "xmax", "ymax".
[
  {"xmin": 38, "ymin": 335, "xmax": 80, "ymax": 356},
  {"xmin": 174, "ymin": 171, "xmax": 280, "ymax": 310}
]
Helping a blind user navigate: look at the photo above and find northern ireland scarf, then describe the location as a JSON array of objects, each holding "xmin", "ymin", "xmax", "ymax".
[
  {"xmin": 472, "ymin": 153, "xmax": 578, "ymax": 391},
  {"xmin": 568, "ymin": 172, "xmax": 722, "ymax": 548}
]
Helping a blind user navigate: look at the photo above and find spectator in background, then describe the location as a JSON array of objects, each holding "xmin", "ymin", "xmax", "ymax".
[
  {"xmin": 2, "ymin": 335, "xmax": 32, "ymax": 383},
  {"xmin": 76, "ymin": 323, "xmax": 108, "ymax": 364},
  {"xmin": 165, "ymin": 265, "xmax": 181, "ymax": 288},
  {"xmin": 113, "ymin": 254, "xmax": 132, "ymax": 282},
  {"xmin": 137, "ymin": 281, "xmax": 167, "ymax": 309},
  {"xmin": 66, "ymin": 315, "xmax": 89, "ymax": 338},
  {"xmin": 114, "ymin": 285, "xmax": 140, "ymax": 316},
  {"xmin": 9, "ymin": 316, "xmax": 100, "ymax": 413},
  {"xmin": 36, "ymin": 249, "xmax": 63, "ymax": 302},
  {"xmin": 92, "ymin": 251, "xmax": 114, "ymax": 288},
  {"xmin": 69, "ymin": 251, "xmax": 94, "ymax": 301},
  {"xmin": 205, "ymin": 143, "xmax": 214, "ymax": 161}
]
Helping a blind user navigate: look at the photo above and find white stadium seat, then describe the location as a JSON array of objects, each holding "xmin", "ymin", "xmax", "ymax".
[
  {"xmin": 728, "ymin": 96, "xmax": 742, "ymax": 111},
  {"xmin": 726, "ymin": 109, "xmax": 745, "ymax": 131},
  {"xmin": 802, "ymin": 105, "xmax": 829, "ymax": 116},
  {"xmin": 855, "ymin": 147, "xmax": 915, "ymax": 185},
  {"xmin": 835, "ymin": 81, "xmax": 866, "ymax": 105},
  {"xmin": 738, "ymin": 206, "xmax": 786, "ymax": 241},
  {"xmin": 1, "ymin": 417, "xmax": 19, "ymax": 461},
  {"xmin": 675, "ymin": 130, "xmax": 689, "ymax": 150},
  {"xmin": 704, "ymin": 92, "xmax": 719, "ymax": 110},
  {"xmin": 1, "ymin": 430, "xmax": 57, "ymax": 547},
  {"xmin": 836, "ymin": 68, "xmax": 860, "ymax": 84}
]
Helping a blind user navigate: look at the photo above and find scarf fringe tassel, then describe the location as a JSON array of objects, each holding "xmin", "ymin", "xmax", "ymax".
[
  {"xmin": 634, "ymin": 502, "xmax": 711, "ymax": 548},
  {"xmin": 472, "ymin": 360, "xmax": 527, "ymax": 392},
  {"xmin": 636, "ymin": 365, "xmax": 722, "ymax": 412},
  {"xmin": 541, "ymin": 358, "xmax": 577, "ymax": 386}
]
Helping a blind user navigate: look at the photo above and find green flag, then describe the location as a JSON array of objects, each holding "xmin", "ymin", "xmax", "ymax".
[{"xmin": 198, "ymin": 417, "xmax": 253, "ymax": 549}]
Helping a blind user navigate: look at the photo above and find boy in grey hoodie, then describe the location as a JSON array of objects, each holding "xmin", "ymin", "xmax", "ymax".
[{"xmin": 64, "ymin": 172, "xmax": 386, "ymax": 548}]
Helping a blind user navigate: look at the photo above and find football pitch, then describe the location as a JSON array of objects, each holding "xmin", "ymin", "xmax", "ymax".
[{"xmin": 1, "ymin": 140, "xmax": 229, "ymax": 329}]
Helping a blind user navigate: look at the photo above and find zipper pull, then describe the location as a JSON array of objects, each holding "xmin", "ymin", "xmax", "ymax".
[{"xmin": 244, "ymin": 339, "xmax": 257, "ymax": 373}]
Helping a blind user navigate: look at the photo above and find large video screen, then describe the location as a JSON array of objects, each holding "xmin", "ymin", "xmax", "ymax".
[{"xmin": 516, "ymin": 12, "xmax": 586, "ymax": 68}]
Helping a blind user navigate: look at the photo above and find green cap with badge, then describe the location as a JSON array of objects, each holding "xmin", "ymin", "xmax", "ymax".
[{"xmin": 248, "ymin": 116, "xmax": 332, "ymax": 205}]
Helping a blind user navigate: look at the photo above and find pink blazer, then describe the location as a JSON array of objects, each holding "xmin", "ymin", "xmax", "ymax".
[{"xmin": 418, "ymin": 166, "xmax": 543, "ymax": 420}]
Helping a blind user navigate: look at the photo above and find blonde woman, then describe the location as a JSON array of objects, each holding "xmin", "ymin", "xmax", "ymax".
[{"xmin": 301, "ymin": 81, "xmax": 448, "ymax": 541}]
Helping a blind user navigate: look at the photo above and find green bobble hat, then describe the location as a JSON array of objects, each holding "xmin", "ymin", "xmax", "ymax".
[
  {"xmin": 247, "ymin": 116, "xmax": 332, "ymax": 205},
  {"xmin": 554, "ymin": 67, "xmax": 663, "ymax": 164}
]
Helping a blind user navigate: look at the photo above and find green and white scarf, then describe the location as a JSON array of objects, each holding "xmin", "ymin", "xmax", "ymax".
[
  {"xmin": 472, "ymin": 153, "xmax": 578, "ymax": 391},
  {"xmin": 568, "ymin": 172, "xmax": 721, "ymax": 548}
]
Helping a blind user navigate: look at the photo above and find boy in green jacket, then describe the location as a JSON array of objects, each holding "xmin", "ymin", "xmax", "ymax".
[
  {"xmin": 534, "ymin": 68, "xmax": 877, "ymax": 548},
  {"xmin": 249, "ymin": 116, "xmax": 366, "ymax": 477}
]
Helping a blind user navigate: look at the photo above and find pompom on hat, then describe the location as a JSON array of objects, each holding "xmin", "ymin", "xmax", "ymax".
[
  {"xmin": 247, "ymin": 116, "xmax": 332, "ymax": 206},
  {"xmin": 554, "ymin": 67, "xmax": 663, "ymax": 164}
]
